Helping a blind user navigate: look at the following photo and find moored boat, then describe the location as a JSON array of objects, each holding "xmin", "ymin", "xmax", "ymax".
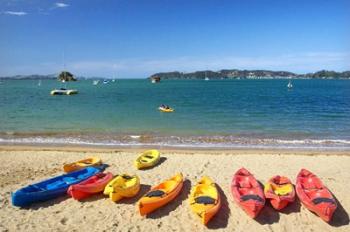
[{"xmin": 50, "ymin": 88, "xmax": 78, "ymax": 95}]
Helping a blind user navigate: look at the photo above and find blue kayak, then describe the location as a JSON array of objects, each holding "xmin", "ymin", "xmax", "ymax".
[{"xmin": 12, "ymin": 166, "xmax": 102, "ymax": 207}]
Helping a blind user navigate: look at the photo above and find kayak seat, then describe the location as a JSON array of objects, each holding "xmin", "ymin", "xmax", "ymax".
[
  {"xmin": 238, "ymin": 181, "xmax": 252, "ymax": 188},
  {"xmin": 241, "ymin": 194, "xmax": 264, "ymax": 203},
  {"xmin": 121, "ymin": 175, "xmax": 133, "ymax": 180},
  {"xmin": 146, "ymin": 190, "xmax": 165, "ymax": 198},
  {"xmin": 63, "ymin": 177, "xmax": 77, "ymax": 185},
  {"xmin": 80, "ymin": 161, "xmax": 92, "ymax": 165},
  {"xmin": 312, "ymin": 197, "xmax": 335, "ymax": 205},
  {"xmin": 271, "ymin": 183, "xmax": 293, "ymax": 196},
  {"xmin": 46, "ymin": 181, "xmax": 67, "ymax": 190},
  {"xmin": 144, "ymin": 155, "xmax": 154, "ymax": 159},
  {"xmin": 194, "ymin": 196, "xmax": 216, "ymax": 205},
  {"xmin": 26, "ymin": 185, "xmax": 45, "ymax": 192}
]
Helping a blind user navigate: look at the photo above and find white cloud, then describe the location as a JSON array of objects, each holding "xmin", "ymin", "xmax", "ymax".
[
  {"xmin": 55, "ymin": 2, "xmax": 69, "ymax": 8},
  {"xmin": 4, "ymin": 11, "xmax": 27, "ymax": 16}
]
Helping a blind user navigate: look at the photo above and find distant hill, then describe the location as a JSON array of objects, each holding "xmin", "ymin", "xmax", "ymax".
[
  {"xmin": 0, "ymin": 74, "xmax": 57, "ymax": 80},
  {"xmin": 149, "ymin": 69, "xmax": 350, "ymax": 80}
]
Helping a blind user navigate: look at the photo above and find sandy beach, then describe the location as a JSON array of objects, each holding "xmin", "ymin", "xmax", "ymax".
[{"xmin": 0, "ymin": 146, "xmax": 349, "ymax": 232}]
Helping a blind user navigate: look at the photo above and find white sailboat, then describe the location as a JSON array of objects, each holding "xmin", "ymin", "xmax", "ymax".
[
  {"xmin": 38, "ymin": 80, "xmax": 42, "ymax": 86},
  {"xmin": 204, "ymin": 71, "xmax": 209, "ymax": 81},
  {"xmin": 93, "ymin": 80, "xmax": 99, "ymax": 85},
  {"xmin": 287, "ymin": 80, "xmax": 293, "ymax": 89}
]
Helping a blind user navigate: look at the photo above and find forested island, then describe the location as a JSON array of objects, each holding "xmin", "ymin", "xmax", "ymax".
[
  {"xmin": 1, "ymin": 69, "xmax": 349, "ymax": 80},
  {"xmin": 149, "ymin": 69, "xmax": 350, "ymax": 80}
]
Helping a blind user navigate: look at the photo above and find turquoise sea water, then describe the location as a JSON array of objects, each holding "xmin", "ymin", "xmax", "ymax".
[{"xmin": 0, "ymin": 79, "xmax": 349, "ymax": 149}]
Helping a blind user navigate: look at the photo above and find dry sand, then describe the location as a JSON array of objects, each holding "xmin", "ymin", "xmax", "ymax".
[{"xmin": 0, "ymin": 146, "xmax": 349, "ymax": 231}]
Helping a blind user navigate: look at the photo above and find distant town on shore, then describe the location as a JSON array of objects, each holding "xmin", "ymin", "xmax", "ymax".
[
  {"xmin": 1, "ymin": 69, "xmax": 349, "ymax": 80},
  {"xmin": 149, "ymin": 69, "xmax": 350, "ymax": 80}
]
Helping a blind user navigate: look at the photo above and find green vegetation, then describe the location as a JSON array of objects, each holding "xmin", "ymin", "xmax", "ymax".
[
  {"xmin": 149, "ymin": 69, "xmax": 350, "ymax": 80},
  {"xmin": 58, "ymin": 71, "xmax": 77, "ymax": 82}
]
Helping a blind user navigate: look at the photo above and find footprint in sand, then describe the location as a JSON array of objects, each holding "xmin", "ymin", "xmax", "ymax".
[{"xmin": 60, "ymin": 217, "xmax": 68, "ymax": 225}]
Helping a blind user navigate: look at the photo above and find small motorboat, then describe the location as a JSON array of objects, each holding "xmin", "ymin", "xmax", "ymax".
[
  {"xmin": 138, "ymin": 173, "xmax": 183, "ymax": 216},
  {"xmin": 67, "ymin": 172, "xmax": 113, "ymax": 200},
  {"xmin": 12, "ymin": 167, "xmax": 103, "ymax": 207},
  {"xmin": 264, "ymin": 175, "xmax": 295, "ymax": 210},
  {"xmin": 50, "ymin": 88, "xmax": 78, "ymax": 95},
  {"xmin": 103, "ymin": 174, "xmax": 140, "ymax": 202},
  {"xmin": 231, "ymin": 168, "xmax": 265, "ymax": 218},
  {"xmin": 296, "ymin": 169, "xmax": 337, "ymax": 222},
  {"xmin": 189, "ymin": 176, "xmax": 221, "ymax": 225},
  {"xmin": 134, "ymin": 150, "xmax": 160, "ymax": 169},
  {"xmin": 103, "ymin": 80, "xmax": 109, "ymax": 84}
]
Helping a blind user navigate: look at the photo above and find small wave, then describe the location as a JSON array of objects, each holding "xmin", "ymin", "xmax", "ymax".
[{"xmin": 1, "ymin": 135, "xmax": 350, "ymax": 150}]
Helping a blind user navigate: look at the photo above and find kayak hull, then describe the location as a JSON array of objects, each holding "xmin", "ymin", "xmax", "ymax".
[
  {"xmin": 138, "ymin": 173, "xmax": 183, "ymax": 216},
  {"xmin": 12, "ymin": 167, "xmax": 102, "ymax": 207},
  {"xmin": 296, "ymin": 169, "xmax": 337, "ymax": 222},
  {"xmin": 264, "ymin": 175, "xmax": 295, "ymax": 210},
  {"xmin": 158, "ymin": 107, "xmax": 174, "ymax": 112},
  {"xmin": 231, "ymin": 168, "xmax": 265, "ymax": 218},
  {"xmin": 103, "ymin": 174, "xmax": 140, "ymax": 202},
  {"xmin": 63, "ymin": 157, "xmax": 101, "ymax": 173},
  {"xmin": 67, "ymin": 172, "xmax": 113, "ymax": 200},
  {"xmin": 134, "ymin": 150, "xmax": 160, "ymax": 169},
  {"xmin": 189, "ymin": 176, "xmax": 221, "ymax": 225}
]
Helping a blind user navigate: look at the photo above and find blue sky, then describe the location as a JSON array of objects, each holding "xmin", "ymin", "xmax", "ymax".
[{"xmin": 0, "ymin": 0, "xmax": 349, "ymax": 78}]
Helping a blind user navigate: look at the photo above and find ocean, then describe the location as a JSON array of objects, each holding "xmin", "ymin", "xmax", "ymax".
[{"xmin": 0, "ymin": 79, "xmax": 349, "ymax": 149}]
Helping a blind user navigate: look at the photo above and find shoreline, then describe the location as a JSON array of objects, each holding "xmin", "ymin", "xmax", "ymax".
[{"xmin": 1, "ymin": 144, "xmax": 350, "ymax": 156}]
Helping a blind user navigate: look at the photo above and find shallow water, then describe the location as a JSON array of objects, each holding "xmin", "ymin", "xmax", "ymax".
[{"xmin": 0, "ymin": 79, "xmax": 349, "ymax": 149}]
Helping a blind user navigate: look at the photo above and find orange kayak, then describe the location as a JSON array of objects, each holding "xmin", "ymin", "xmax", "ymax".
[
  {"xmin": 138, "ymin": 173, "xmax": 183, "ymax": 216},
  {"xmin": 296, "ymin": 169, "xmax": 337, "ymax": 222},
  {"xmin": 264, "ymin": 175, "xmax": 295, "ymax": 210},
  {"xmin": 63, "ymin": 157, "xmax": 101, "ymax": 173},
  {"xmin": 231, "ymin": 168, "xmax": 265, "ymax": 218}
]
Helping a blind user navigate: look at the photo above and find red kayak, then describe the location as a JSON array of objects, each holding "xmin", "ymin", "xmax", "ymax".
[
  {"xmin": 264, "ymin": 175, "xmax": 295, "ymax": 210},
  {"xmin": 296, "ymin": 169, "xmax": 337, "ymax": 222},
  {"xmin": 67, "ymin": 172, "xmax": 113, "ymax": 200},
  {"xmin": 231, "ymin": 168, "xmax": 265, "ymax": 218}
]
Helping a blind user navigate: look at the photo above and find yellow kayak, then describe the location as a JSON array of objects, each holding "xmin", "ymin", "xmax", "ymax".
[
  {"xmin": 134, "ymin": 150, "xmax": 160, "ymax": 169},
  {"xmin": 158, "ymin": 107, "xmax": 174, "ymax": 112},
  {"xmin": 103, "ymin": 174, "xmax": 140, "ymax": 202},
  {"xmin": 189, "ymin": 176, "xmax": 221, "ymax": 225},
  {"xmin": 138, "ymin": 173, "xmax": 183, "ymax": 216},
  {"xmin": 63, "ymin": 157, "xmax": 101, "ymax": 173}
]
